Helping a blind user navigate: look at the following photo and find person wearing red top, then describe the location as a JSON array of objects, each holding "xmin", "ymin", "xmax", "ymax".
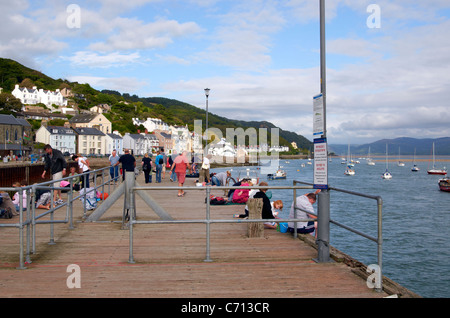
[{"xmin": 172, "ymin": 151, "xmax": 191, "ymax": 197}]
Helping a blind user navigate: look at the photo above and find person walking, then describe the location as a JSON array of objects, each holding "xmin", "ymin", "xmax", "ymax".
[
  {"xmin": 109, "ymin": 149, "xmax": 120, "ymax": 183},
  {"xmin": 142, "ymin": 153, "xmax": 153, "ymax": 183},
  {"xmin": 172, "ymin": 151, "xmax": 190, "ymax": 197},
  {"xmin": 41, "ymin": 144, "xmax": 67, "ymax": 203},
  {"xmin": 114, "ymin": 149, "xmax": 136, "ymax": 181},
  {"xmin": 155, "ymin": 151, "xmax": 163, "ymax": 183}
]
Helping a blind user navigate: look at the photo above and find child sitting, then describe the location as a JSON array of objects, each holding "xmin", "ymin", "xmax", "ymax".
[{"xmin": 12, "ymin": 181, "xmax": 27, "ymax": 212}]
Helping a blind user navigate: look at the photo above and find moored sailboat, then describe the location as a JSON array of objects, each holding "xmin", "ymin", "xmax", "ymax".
[
  {"xmin": 382, "ymin": 144, "xmax": 392, "ymax": 179},
  {"xmin": 427, "ymin": 142, "xmax": 447, "ymax": 175},
  {"xmin": 411, "ymin": 148, "xmax": 420, "ymax": 172}
]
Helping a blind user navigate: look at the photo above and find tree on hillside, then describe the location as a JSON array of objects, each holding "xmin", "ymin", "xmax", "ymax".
[
  {"xmin": 0, "ymin": 93, "xmax": 22, "ymax": 114},
  {"xmin": 20, "ymin": 78, "xmax": 35, "ymax": 89}
]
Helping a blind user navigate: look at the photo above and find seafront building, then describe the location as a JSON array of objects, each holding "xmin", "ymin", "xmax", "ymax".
[{"xmin": 11, "ymin": 85, "xmax": 67, "ymax": 109}]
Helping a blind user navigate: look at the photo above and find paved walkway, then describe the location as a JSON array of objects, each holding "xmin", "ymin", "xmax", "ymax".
[{"xmin": 0, "ymin": 171, "xmax": 389, "ymax": 299}]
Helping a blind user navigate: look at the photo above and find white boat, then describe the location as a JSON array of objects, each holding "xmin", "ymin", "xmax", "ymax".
[
  {"xmin": 344, "ymin": 143, "xmax": 355, "ymax": 175},
  {"xmin": 367, "ymin": 147, "xmax": 375, "ymax": 166},
  {"xmin": 344, "ymin": 165, "xmax": 355, "ymax": 176},
  {"xmin": 397, "ymin": 147, "xmax": 405, "ymax": 166},
  {"xmin": 382, "ymin": 170, "xmax": 392, "ymax": 179},
  {"xmin": 427, "ymin": 142, "xmax": 447, "ymax": 175},
  {"xmin": 382, "ymin": 144, "xmax": 392, "ymax": 179},
  {"xmin": 267, "ymin": 168, "xmax": 287, "ymax": 180},
  {"xmin": 411, "ymin": 148, "xmax": 420, "ymax": 172}
]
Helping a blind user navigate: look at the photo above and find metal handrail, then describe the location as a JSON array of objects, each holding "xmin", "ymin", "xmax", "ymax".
[
  {"xmin": 294, "ymin": 180, "xmax": 383, "ymax": 292},
  {"xmin": 126, "ymin": 182, "xmax": 315, "ymax": 265},
  {"xmin": 0, "ymin": 165, "xmax": 118, "ymax": 269}
]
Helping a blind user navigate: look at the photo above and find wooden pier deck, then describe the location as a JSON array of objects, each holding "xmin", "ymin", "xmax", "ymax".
[{"xmin": 0, "ymin": 172, "xmax": 392, "ymax": 299}]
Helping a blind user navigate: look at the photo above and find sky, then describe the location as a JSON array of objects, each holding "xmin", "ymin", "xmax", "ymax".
[{"xmin": 1, "ymin": 0, "xmax": 450, "ymax": 144}]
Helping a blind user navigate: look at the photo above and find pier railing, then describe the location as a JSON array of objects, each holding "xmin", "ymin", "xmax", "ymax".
[
  {"xmin": 0, "ymin": 166, "xmax": 118, "ymax": 269},
  {"xmin": 293, "ymin": 180, "xmax": 383, "ymax": 292},
  {"xmin": 1, "ymin": 169, "xmax": 383, "ymax": 292}
]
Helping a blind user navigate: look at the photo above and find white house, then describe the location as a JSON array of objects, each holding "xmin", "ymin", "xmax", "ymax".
[
  {"xmin": 123, "ymin": 133, "xmax": 146, "ymax": 156},
  {"xmin": 105, "ymin": 132, "xmax": 123, "ymax": 156},
  {"xmin": 73, "ymin": 127, "xmax": 106, "ymax": 155},
  {"xmin": 12, "ymin": 85, "xmax": 67, "ymax": 108},
  {"xmin": 133, "ymin": 117, "xmax": 169, "ymax": 132},
  {"xmin": 35, "ymin": 126, "xmax": 77, "ymax": 154}
]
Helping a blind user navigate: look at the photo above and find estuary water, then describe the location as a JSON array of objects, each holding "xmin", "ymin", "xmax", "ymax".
[{"xmin": 217, "ymin": 156, "xmax": 449, "ymax": 298}]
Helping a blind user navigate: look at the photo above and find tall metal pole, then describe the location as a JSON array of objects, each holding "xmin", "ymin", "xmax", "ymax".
[
  {"xmin": 320, "ymin": 0, "xmax": 326, "ymax": 135},
  {"xmin": 204, "ymin": 88, "xmax": 210, "ymax": 156},
  {"xmin": 316, "ymin": 0, "xmax": 331, "ymax": 263}
]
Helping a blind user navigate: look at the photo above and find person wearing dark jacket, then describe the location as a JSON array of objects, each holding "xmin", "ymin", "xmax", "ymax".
[
  {"xmin": 252, "ymin": 181, "xmax": 276, "ymax": 229},
  {"xmin": 41, "ymin": 144, "xmax": 67, "ymax": 203}
]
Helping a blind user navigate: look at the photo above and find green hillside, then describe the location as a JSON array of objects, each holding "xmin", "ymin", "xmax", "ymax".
[{"xmin": 0, "ymin": 58, "xmax": 312, "ymax": 153}]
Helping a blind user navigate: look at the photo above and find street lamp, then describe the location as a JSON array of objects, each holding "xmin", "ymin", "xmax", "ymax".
[{"xmin": 204, "ymin": 88, "xmax": 210, "ymax": 156}]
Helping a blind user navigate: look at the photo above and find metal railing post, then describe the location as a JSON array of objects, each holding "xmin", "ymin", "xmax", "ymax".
[
  {"xmin": 17, "ymin": 188, "xmax": 26, "ymax": 269},
  {"xmin": 315, "ymin": 189, "xmax": 331, "ymax": 263},
  {"xmin": 129, "ymin": 181, "xmax": 135, "ymax": 264},
  {"xmin": 204, "ymin": 186, "xmax": 212, "ymax": 262},
  {"xmin": 376, "ymin": 196, "xmax": 383, "ymax": 292}
]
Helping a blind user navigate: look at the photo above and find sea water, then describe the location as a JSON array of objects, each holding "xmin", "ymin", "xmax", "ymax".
[{"xmin": 216, "ymin": 157, "xmax": 450, "ymax": 298}]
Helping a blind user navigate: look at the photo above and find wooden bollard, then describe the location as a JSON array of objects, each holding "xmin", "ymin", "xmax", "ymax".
[{"xmin": 247, "ymin": 198, "xmax": 264, "ymax": 238}]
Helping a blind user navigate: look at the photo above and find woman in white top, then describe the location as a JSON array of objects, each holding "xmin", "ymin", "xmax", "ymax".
[{"xmin": 72, "ymin": 155, "xmax": 90, "ymax": 189}]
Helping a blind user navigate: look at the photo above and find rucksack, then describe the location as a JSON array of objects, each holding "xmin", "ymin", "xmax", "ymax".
[{"xmin": 206, "ymin": 195, "xmax": 226, "ymax": 205}]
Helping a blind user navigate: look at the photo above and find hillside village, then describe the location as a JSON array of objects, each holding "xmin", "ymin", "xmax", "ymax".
[{"xmin": 0, "ymin": 84, "xmax": 290, "ymax": 160}]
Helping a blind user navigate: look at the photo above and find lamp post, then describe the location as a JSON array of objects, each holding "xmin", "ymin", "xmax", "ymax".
[{"xmin": 204, "ymin": 88, "xmax": 210, "ymax": 156}]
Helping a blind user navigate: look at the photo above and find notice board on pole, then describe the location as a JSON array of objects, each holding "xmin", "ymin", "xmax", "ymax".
[
  {"xmin": 313, "ymin": 138, "xmax": 328, "ymax": 189},
  {"xmin": 313, "ymin": 93, "xmax": 324, "ymax": 138}
]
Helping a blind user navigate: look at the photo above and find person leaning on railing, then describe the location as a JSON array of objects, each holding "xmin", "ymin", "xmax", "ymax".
[
  {"xmin": 41, "ymin": 144, "xmax": 67, "ymax": 203},
  {"xmin": 288, "ymin": 189, "xmax": 320, "ymax": 235}
]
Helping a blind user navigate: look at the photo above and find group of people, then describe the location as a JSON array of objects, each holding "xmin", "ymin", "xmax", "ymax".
[
  {"xmin": 141, "ymin": 149, "xmax": 192, "ymax": 197},
  {"xmin": 230, "ymin": 181, "xmax": 320, "ymax": 234}
]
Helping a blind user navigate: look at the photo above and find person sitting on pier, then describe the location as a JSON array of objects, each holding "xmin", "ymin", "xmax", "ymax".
[
  {"xmin": 35, "ymin": 186, "xmax": 52, "ymax": 210},
  {"xmin": 211, "ymin": 171, "xmax": 231, "ymax": 186},
  {"xmin": 252, "ymin": 182, "xmax": 277, "ymax": 229},
  {"xmin": 231, "ymin": 181, "xmax": 252, "ymax": 203},
  {"xmin": 12, "ymin": 181, "xmax": 27, "ymax": 212},
  {"xmin": 271, "ymin": 200, "xmax": 283, "ymax": 217},
  {"xmin": 288, "ymin": 190, "xmax": 320, "ymax": 235}
]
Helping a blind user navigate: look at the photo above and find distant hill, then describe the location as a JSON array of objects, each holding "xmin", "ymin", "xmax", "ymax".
[
  {"xmin": 329, "ymin": 137, "xmax": 450, "ymax": 156},
  {"xmin": 0, "ymin": 57, "xmax": 313, "ymax": 152}
]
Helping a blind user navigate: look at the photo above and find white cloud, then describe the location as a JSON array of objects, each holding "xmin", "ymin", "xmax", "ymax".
[
  {"xmin": 88, "ymin": 18, "xmax": 202, "ymax": 51},
  {"xmin": 67, "ymin": 75, "xmax": 148, "ymax": 94},
  {"xmin": 63, "ymin": 51, "xmax": 142, "ymax": 68}
]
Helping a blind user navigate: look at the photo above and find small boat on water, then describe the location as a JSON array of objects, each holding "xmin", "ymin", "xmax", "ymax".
[
  {"xmin": 438, "ymin": 176, "xmax": 450, "ymax": 192},
  {"xmin": 344, "ymin": 143, "xmax": 355, "ymax": 175},
  {"xmin": 367, "ymin": 147, "xmax": 375, "ymax": 166},
  {"xmin": 382, "ymin": 170, "xmax": 392, "ymax": 179},
  {"xmin": 344, "ymin": 165, "xmax": 355, "ymax": 176},
  {"xmin": 411, "ymin": 148, "xmax": 420, "ymax": 172},
  {"xmin": 382, "ymin": 144, "xmax": 392, "ymax": 179},
  {"xmin": 267, "ymin": 168, "xmax": 286, "ymax": 180},
  {"xmin": 397, "ymin": 147, "xmax": 405, "ymax": 167},
  {"xmin": 427, "ymin": 142, "xmax": 447, "ymax": 175}
]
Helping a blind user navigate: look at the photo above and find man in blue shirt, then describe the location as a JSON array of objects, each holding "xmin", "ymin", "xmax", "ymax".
[{"xmin": 154, "ymin": 150, "xmax": 164, "ymax": 183}]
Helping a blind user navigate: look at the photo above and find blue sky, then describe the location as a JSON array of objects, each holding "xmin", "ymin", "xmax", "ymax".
[{"xmin": 1, "ymin": 0, "xmax": 450, "ymax": 144}]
